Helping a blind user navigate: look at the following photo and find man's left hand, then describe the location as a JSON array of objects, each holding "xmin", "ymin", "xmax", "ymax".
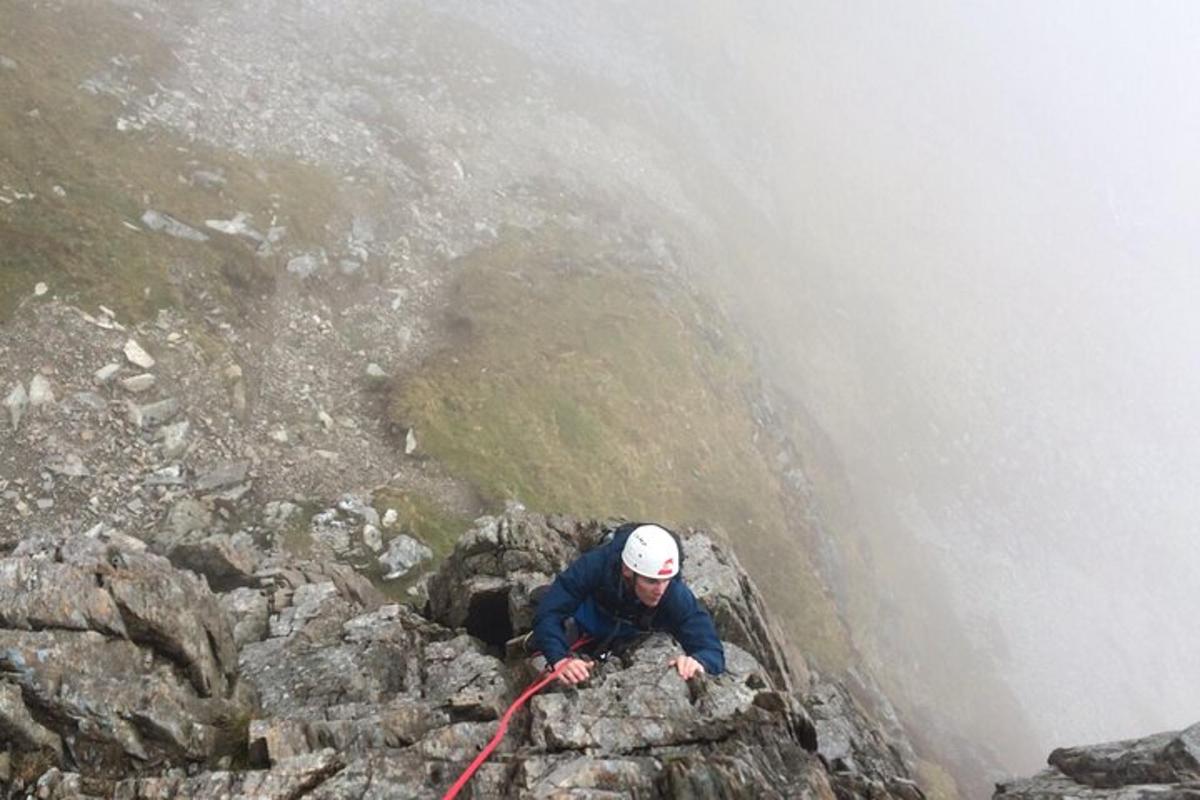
[{"xmin": 669, "ymin": 655, "xmax": 705, "ymax": 680}]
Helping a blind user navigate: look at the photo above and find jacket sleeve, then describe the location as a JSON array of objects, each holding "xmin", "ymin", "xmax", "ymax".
[
  {"xmin": 531, "ymin": 546, "xmax": 609, "ymax": 666},
  {"xmin": 663, "ymin": 582, "xmax": 726, "ymax": 675}
]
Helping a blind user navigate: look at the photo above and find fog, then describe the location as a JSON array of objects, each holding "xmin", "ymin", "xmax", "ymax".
[
  {"xmin": 687, "ymin": 1, "xmax": 1200, "ymax": 754},
  {"xmin": 453, "ymin": 0, "xmax": 1200, "ymax": 758}
]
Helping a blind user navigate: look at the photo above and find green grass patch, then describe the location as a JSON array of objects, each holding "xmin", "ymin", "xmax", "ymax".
[
  {"xmin": 369, "ymin": 488, "xmax": 473, "ymax": 601},
  {"xmin": 371, "ymin": 487, "xmax": 473, "ymax": 561},
  {"xmin": 391, "ymin": 224, "xmax": 854, "ymax": 671},
  {"xmin": 0, "ymin": 2, "xmax": 339, "ymax": 321}
]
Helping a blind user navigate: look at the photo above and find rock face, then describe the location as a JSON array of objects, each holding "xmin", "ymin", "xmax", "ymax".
[
  {"xmin": 1, "ymin": 508, "xmax": 921, "ymax": 799},
  {"xmin": 995, "ymin": 723, "xmax": 1200, "ymax": 798},
  {"xmin": 0, "ymin": 529, "xmax": 251, "ymax": 783}
]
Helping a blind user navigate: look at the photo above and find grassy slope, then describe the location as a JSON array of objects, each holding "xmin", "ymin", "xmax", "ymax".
[
  {"xmin": 0, "ymin": 1, "xmax": 337, "ymax": 321},
  {"xmin": 392, "ymin": 224, "xmax": 854, "ymax": 673}
]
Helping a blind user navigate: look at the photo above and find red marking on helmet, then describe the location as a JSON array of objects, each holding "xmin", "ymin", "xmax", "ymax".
[{"xmin": 657, "ymin": 558, "xmax": 675, "ymax": 576}]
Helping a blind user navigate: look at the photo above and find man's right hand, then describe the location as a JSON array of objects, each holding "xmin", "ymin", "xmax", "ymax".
[{"xmin": 553, "ymin": 656, "xmax": 593, "ymax": 686}]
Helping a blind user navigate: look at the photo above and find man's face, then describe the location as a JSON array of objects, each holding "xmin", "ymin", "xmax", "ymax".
[{"xmin": 629, "ymin": 571, "xmax": 671, "ymax": 607}]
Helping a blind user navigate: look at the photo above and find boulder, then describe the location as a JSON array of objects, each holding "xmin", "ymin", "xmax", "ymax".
[
  {"xmin": 170, "ymin": 532, "xmax": 262, "ymax": 591},
  {"xmin": 141, "ymin": 209, "xmax": 208, "ymax": 242},
  {"xmin": 220, "ymin": 586, "xmax": 270, "ymax": 647},
  {"xmin": 379, "ymin": 533, "xmax": 432, "ymax": 579},
  {"xmin": 997, "ymin": 723, "xmax": 1200, "ymax": 798},
  {"xmin": 122, "ymin": 339, "xmax": 155, "ymax": 369},
  {"xmin": 194, "ymin": 460, "xmax": 250, "ymax": 493},
  {"xmin": 126, "ymin": 398, "xmax": 179, "ymax": 429}
]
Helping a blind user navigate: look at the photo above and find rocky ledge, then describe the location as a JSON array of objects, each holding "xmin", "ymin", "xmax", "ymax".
[
  {"xmin": 995, "ymin": 724, "xmax": 1200, "ymax": 799},
  {"xmin": 2, "ymin": 507, "xmax": 921, "ymax": 799}
]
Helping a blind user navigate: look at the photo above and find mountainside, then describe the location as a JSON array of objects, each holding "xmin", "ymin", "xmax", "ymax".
[{"xmin": 0, "ymin": 2, "xmax": 1049, "ymax": 797}]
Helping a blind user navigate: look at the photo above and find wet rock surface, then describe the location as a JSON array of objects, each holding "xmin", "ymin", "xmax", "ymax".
[{"xmin": 0, "ymin": 508, "xmax": 921, "ymax": 798}]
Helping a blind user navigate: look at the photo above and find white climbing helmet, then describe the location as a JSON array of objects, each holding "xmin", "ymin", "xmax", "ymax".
[{"xmin": 621, "ymin": 524, "xmax": 680, "ymax": 579}]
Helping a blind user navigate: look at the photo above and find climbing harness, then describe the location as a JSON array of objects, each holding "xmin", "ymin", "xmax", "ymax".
[{"xmin": 440, "ymin": 635, "xmax": 592, "ymax": 800}]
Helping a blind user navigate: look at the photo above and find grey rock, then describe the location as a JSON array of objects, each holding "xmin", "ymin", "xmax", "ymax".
[
  {"xmin": 426, "ymin": 509, "xmax": 593, "ymax": 640},
  {"xmin": 0, "ymin": 533, "xmax": 248, "ymax": 776},
  {"xmin": 338, "ymin": 258, "xmax": 363, "ymax": 275},
  {"xmin": 69, "ymin": 391, "xmax": 107, "ymax": 411},
  {"xmin": 1053, "ymin": 722, "xmax": 1200, "ymax": 787},
  {"xmin": 190, "ymin": 169, "xmax": 227, "ymax": 189},
  {"xmin": 127, "ymin": 397, "xmax": 179, "ymax": 428},
  {"xmin": 404, "ymin": 427, "xmax": 417, "ymax": 454},
  {"xmin": 28, "ymin": 374, "xmax": 55, "ymax": 406},
  {"xmin": 350, "ymin": 215, "xmax": 376, "ymax": 244},
  {"xmin": 141, "ymin": 209, "xmax": 209, "ymax": 241},
  {"xmin": 362, "ymin": 523, "xmax": 383, "ymax": 552},
  {"xmin": 165, "ymin": 497, "xmax": 213, "ymax": 543},
  {"xmin": 3, "ymin": 506, "xmax": 905, "ymax": 797},
  {"xmin": 4, "ymin": 381, "xmax": 27, "ymax": 431},
  {"xmin": 995, "ymin": 722, "xmax": 1200, "ymax": 799},
  {"xmin": 810, "ymin": 679, "xmax": 912, "ymax": 792},
  {"xmin": 205, "ymin": 212, "xmax": 264, "ymax": 241},
  {"xmin": 0, "ymin": 54, "xmax": 17, "ymax": 70},
  {"xmin": 529, "ymin": 635, "xmax": 758, "ymax": 753},
  {"xmin": 310, "ymin": 508, "xmax": 352, "ymax": 555},
  {"xmin": 144, "ymin": 464, "xmax": 186, "ymax": 486},
  {"xmin": 263, "ymin": 500, "xmax": 302, "ymax": 529},
  {"xmin": 336, "ymin": 493, "xmax": 380, "ymax": 527},
  {"xmin": 219, "ymin": 586, "xmax": 269, "ymax": 647},
  {"xmin": 194, "ymin": 460, "xmax": 250, "ymax": 492},
  {"xmin": 256, "ymin": 561, "xmax": 384, "ymax": 627},
  {"xmin": 209, "ymin": 482, "xmax": 252, "ymax": 505},
  {"xmin": 95, "ymin": 749, "xmax": 343, "ymax": 799},
  {"xmin": 156, "ymin": 419, "xmax": 191, "ymax": 458},
  {"xmin": 0, "ymin": 681, "xmax": 62, "ymax": 760},
  {"xmin": 230, "ymin": 377, "xmax": 247, "ymax": 420},
  {"xmin": 170, "ymin": 532, "xmax": 262, "ymax": 591},
  {"xmin": 379, "ymin": 533, "xmax": 432, "ymax": 580},
  {"xmin": 269, "ymin": 580, "xmax": 341, "ymax": 638},
  {"xmin": 286, "ymin": 253, "xmax": 321, "ymax": 278},
  {"xmin": 123, "ymin": 338, "xmax": 156, "ymax": 369},
  {"xmin": 94, "ymin": 362, "xmax": 122, "ymax": 383},
  {"xmin": 120, "ymin": 373, "xmax": 156, "ymax": 393}
]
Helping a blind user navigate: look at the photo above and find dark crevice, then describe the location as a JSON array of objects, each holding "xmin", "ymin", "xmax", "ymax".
[
  {"xmin": 464, "ymin": 586, "xmax": 513, "ymax": 649},
  {"xmin": 111, "ymin": 597, "xmax": 211, "ymax": 698},
  {"xmin": 7, "ymin": 619, "xmax": 124, "ymax": 639}
]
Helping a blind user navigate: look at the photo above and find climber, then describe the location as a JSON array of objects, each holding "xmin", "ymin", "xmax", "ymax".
[{"xmin": 530, "ymin": 522, "xmax": 725, "ymax": 686}]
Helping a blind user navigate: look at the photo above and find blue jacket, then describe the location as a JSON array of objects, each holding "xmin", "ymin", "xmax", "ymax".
[{"xmin": 531, "ymin": 525, "xmax": 725, "ymax": 674}]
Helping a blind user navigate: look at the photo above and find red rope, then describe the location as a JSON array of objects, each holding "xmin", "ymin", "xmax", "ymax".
[{"xmin": 440, "ymin": 636, "xmax": 591, "ymax": 800}]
